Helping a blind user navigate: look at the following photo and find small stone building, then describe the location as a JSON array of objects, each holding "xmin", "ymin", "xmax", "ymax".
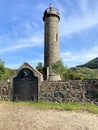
[{"xmin": 11, "ymin": 62, "xmax": 43, "ymax": 101}]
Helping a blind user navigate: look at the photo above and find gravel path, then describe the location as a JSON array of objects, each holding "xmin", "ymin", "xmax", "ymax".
[{"xmin": 0, "ymin": 104, "xmax": 98, "ymax": 130}]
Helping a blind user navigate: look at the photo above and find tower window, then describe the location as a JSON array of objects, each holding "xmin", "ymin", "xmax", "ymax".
[{"xmin": 56, "ymin": 33, "xmax": 58, "ymax": 41}]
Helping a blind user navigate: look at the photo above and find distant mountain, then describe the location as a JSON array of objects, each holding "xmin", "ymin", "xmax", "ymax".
[{"xmin": 77, "ymin": 57, "xmax": 98, "ymax": 69}]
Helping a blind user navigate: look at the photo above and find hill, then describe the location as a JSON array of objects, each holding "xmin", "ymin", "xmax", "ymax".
[
  {"xmin": 71, "ymin": 67, "xmax": 98, "ymax": 79},
  {"xmin": 77, "ymin": 57, "xmax": 98, "ymax": 69},
  {"xmin": 52, "ymin": 59, "xmax": 98, "ymax": 80}
]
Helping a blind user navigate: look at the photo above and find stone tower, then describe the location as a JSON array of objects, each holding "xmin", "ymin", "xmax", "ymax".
[{"xmin": 43, "ymin": 4, "xmax": 61, "ymax": 81}]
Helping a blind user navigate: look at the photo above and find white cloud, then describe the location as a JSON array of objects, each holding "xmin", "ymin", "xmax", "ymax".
[
  {"xmin": 0, "ymin": 35, "xmax": 43, "ymax": 54},
  {"xmin": 59, "ymin": 1, "xmax": 98, "ymax": 37},
  {"xmin": 61, "ymin": 46, "xmax": 98, "ymax": 67},
  {"xmin": 0, "ymin": 17, "xmax": 44, "ymax": 54}
]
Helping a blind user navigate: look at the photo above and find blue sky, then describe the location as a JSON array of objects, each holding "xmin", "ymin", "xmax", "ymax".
[{"xmin": 0, "ymin": 0, "xmax": 98, "ymax": 69}]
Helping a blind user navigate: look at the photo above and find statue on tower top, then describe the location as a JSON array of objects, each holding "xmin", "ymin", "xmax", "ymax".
[
  {"xmin": 43, "ymin": 4, "xmax": 60, "ymax": 21},
  {"xmin": 49, "ymin": 3, "xmax": 53, "ymax": 9}
]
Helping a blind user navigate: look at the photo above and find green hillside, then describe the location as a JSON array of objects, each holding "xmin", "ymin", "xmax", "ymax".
[
  {"xmin": 77, "ymin": 57, "xmax": 98, "ymax": 69},
  {"xmin": 52, "ymin": 59, "xmax": 98, "ymax": 80},
  {"xmin": 71, "ymin": 67, "xmax": 98, "ymax": 79}
]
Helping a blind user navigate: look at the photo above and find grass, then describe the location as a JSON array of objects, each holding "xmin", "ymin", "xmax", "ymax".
[{"xmin": 0, "ymin": 100, "xmax": 98, "ymax": 114}]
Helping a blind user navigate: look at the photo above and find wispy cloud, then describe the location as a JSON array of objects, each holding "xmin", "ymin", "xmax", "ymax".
[
  {"xmin": 0, "ymin": 18, "xmax": 44, "ymax": 54},
  {"xmin": 0, "ymin": 35, "xmax": 43, "ymax": 54},
  {"xmin": 61, "ymin": 45, "xmax": 98, "ymax": 67},
  {"xmin": 59, "ymin": 0, "xmax": 98, "ymax": 37}
]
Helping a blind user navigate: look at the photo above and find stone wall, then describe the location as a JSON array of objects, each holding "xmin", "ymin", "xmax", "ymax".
[
  {"xmin": 39, "ymin": 80, "xmax": 98, "ymax": 105},
  {"xmin": 1, "ymin": 80, "xmax": 98, "ymax": 104},
  {"xmin": 0, "ymin": 80, "xmax": 11, "ymax": 101}
]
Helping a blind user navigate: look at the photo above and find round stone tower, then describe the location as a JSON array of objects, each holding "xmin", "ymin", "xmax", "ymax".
[{"xmin": 43, "ymin": 4, "xmax": 61, "ymax": 81}]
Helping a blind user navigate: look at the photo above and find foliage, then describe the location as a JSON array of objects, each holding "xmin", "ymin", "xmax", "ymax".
[
  {"xmin": 52, "ymin": 59, "xmax": 89, "ymax": 80},
  {"xmin": 52, "ymin": 59, "xmax": 67, "ymax": 79},
  {"xmin": 0, "ymin": 59, "xmax": 5, "ymax": 80},
  {"xmin": 1, "ymin": 56, "xmax": 98, "ymax": 81},
  {"xmin": 0, "ymin": 59, "xmax": 15, "ymax": 82},
  {"xmin": 74, "ymin": 67, "xmax": 98, "ymax": 79},
  {"xmin": 3, "ymin": 68, "xmax": 15, "ymax": 80},
  {"xmin": 52, "ymin": 59, "xmax": 66, "ymax": 73},
  {"xmin": 36, "ymin": 62, "xmax": 43, "ymax": 74}
]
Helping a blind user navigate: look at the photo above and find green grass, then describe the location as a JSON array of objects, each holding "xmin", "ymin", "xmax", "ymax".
[{"xmin": 0, "ymin": 100, "xmax": 98, "ymax": 114}]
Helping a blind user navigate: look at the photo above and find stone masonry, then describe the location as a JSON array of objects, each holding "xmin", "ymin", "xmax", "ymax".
[
  {"xmin": 0, "ymin": 79, "xmax": 11, "ymax": 101},
  {"xmin": 39, "ymin": 80, "xmax": 98, "ymax": 105},
  {"xmin": 1, "ymin": 80, "xmax": 98, "ymax": 105},
  {"xmin": 43, "ymin": 4, "xmax": 61, "ymax": 81}
]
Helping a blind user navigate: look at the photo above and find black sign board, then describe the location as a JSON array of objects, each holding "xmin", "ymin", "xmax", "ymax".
[{"xmin": 13, "ymin": 68, "xmax": 38, "ymax": 101}]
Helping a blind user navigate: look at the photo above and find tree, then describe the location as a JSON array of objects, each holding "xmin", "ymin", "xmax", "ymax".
[
  {"xmin": 36, "ymin": 62, "xmax": 43, "ymax": 74},
  {"xmin": 3, "ymin": 68, "xmax": 15, "ymax": 80},
  {"xmin": 52, "ymin": 59, "xmax": 87, "ymax": 80},
  {"xmin": 0, "ymin": 59, "xmax": 4, "ymax": 72},
  {"xmin": 52, "ymin": 59, "xmax": 67, "ymax": 80},
  {"xmin": 0, "ymin": 59, "xmax": 5, "ymax": 80},
  {"xmin": 0, "ymin": 59, "xmax": 15, "ymax": 82}
]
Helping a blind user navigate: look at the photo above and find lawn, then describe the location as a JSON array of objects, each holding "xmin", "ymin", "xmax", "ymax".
[{"xmin": 0, "ymin": 101, "xmax": 98, "ymax": 114}]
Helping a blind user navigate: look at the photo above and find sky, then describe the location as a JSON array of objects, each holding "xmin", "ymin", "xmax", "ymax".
[{"xmin": 0, "ymin": 0, "xmax": 98, "ymax": 69}]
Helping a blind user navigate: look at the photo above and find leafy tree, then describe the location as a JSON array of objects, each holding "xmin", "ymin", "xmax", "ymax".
[
  {"xmin": 3, "ymin": 68, "xmax": 15, "ymax": 80},
  {"xmin": 0, "ymin": 59, "xmax": 4, "ymax": 70},
  {"xmin": 36, "ymin": 59, "xmax": 98, "ymax": 80},
  {"xmin": 0, "ymin": 59, "xmax": 15, "ymax": 82},
  {"xmin": 0, "ymin": 59, "xmax": 5, "ymax": 80},
  {"xmin": 52, "ymin": 59, "xmax": 89, "ymax": 80},
  {"xmin": 36, "ymin": 62, "xmax": 43, "ymax": 74},
  {"xmin": 52, "ymin": 59, "xmax": 68, "ymax": 80}
]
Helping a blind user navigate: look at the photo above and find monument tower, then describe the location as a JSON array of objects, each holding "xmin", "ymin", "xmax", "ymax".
[{"xmin": 43, "ymin": 4, "xmax": 61, "ymax": 81}]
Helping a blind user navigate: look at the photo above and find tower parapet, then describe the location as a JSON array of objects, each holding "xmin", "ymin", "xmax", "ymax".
[
  {"xmin": 43, "ymin": 4, "xmax": 61, "ymax": 81},
  {"xmin": 43, "ymin": 4, "xmax": 60, "ymax": 21}
]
